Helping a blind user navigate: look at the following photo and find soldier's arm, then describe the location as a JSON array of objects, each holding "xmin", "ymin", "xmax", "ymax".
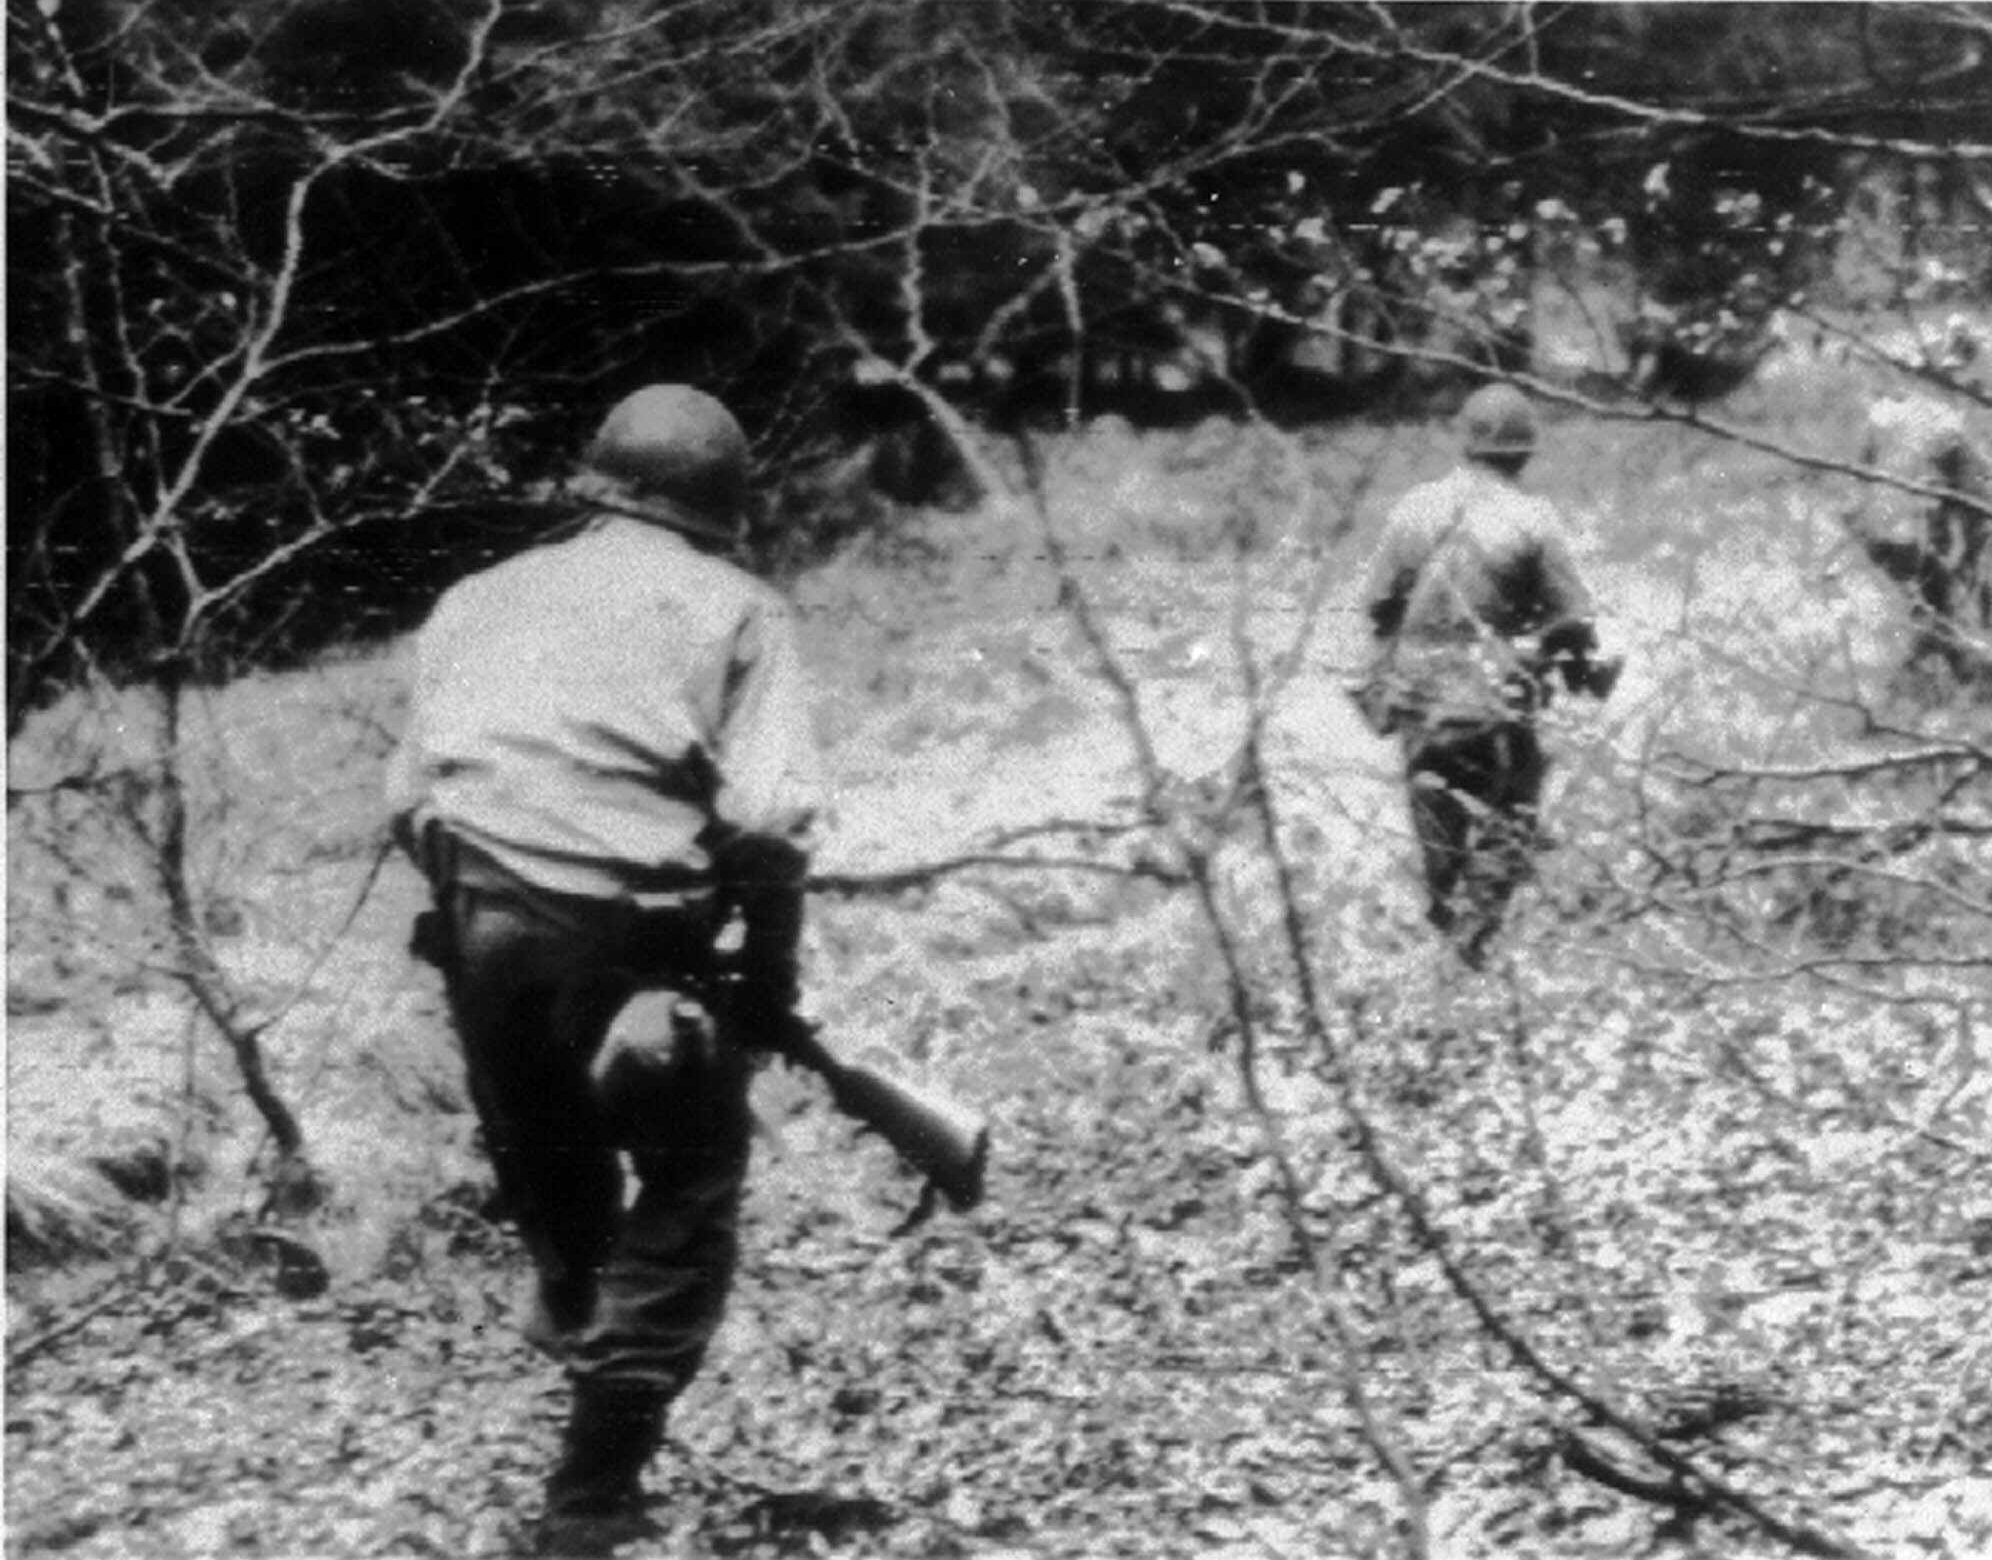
[
  {"xmin": 710, "ymin": 595, "xmax": 821, "ymax": 1010},
  {"xmin": 1528, "ymin": 517, "xmax": 1595, "ymax": 630},
  {"xmin": 1362, "ymin": 511, "xmax": 1424, "ymax": 640},
  {"xmin": 711, "ymin": 594, "xmax": 819, "ymax": 845}
]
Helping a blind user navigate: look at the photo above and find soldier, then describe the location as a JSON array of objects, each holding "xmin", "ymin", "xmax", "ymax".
[
  {"xmin": 1353, "ymin": 383, "xmax": 1619, "ymax": 966},
  {"xmin": 1850, "ymin": 395, "xmax": 1991, "ymax": 684},
  {"xmin": 387, "ymin": 385, "xmax": 819, "ymax": 1554}
]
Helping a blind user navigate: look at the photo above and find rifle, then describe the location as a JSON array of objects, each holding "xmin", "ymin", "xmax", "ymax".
[
  {"xmin": 401, "ymin": 832, "xmax": 991, "ymax": 1214},
  {"xmin": 768, "ymin": 1013, "xmax": 990, "ymax": 1214},
  {"xmin": 712, "ymin": 834, "xmax": 990, "ymax": 1215},
  {"xmin": 587, "ymin": 985, "xmax": 989, "ymax": 1214}
]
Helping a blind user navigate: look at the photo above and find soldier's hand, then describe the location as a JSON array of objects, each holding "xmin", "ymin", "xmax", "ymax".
[{"xmin": 725, "ymin": 969, "xmax": 802, "ymax": 1056}]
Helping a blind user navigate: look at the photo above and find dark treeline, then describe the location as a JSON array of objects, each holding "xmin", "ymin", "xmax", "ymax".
[{"xmin": 8, "ymin": 0, "xmax": 1990, "ymax": 710}]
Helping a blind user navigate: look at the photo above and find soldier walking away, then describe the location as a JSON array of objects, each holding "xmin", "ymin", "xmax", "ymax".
[
  {"xmin": 1352, "ymin": 384, "xmax": 1621, "ymax": 968},
  {"xmin": 1848, "ymin": 394, "xmax": 1992, "ymax": 686},
  {"xmin": 387, "ymin": 385, "xmax": 820, "ymax": 1555}
]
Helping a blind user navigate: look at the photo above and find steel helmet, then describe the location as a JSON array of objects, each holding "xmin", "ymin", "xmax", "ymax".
[
  {"xmin": 582, "ymin": 384, "xmax": 750, "ymax": 521},
  {"xmin": 1460, "ymin": 383, "xmax": 1538, "ymax": 460}
]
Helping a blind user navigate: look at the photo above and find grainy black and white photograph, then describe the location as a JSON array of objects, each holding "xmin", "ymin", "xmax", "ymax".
[{"xmin": 6, "ymin": 2, "xmax": 1990, "ymax": 1556}]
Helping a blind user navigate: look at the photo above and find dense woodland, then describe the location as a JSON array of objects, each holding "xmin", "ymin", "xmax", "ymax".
[
  {"xmin": 8, "ymin": 5, "xmax": 1992, "ymax": 1558},
  {"xmin": 9, "ymin": 0, "xmax": 1992, "ymax": 699}
]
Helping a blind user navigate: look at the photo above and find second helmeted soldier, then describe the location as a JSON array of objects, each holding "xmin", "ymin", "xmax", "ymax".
[{"xmin": 1355, "ymin": 383, "xmax": 1619, "ymax": 965}]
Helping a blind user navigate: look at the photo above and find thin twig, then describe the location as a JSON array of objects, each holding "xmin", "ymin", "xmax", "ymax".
[
  {"xmin": 808, "ymin": 851, "xmax": 1186, "ymax": 898},
  {"xmin": 7, "ymin": 1284, "xmax": 132, "ymax": 1371}
]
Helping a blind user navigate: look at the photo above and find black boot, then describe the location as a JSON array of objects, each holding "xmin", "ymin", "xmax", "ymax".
[{"xmin": 534, "ymin": 1381, "xmax": 668, "ymax": 1556}]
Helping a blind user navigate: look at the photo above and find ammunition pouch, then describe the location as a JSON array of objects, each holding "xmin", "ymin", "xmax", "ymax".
[{"xmin": 400, "ymin": 815, "xmax": 462, "ymax": 973}]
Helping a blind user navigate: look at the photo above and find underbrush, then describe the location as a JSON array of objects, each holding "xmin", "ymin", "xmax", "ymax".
[
  {"xmin": 11, "ymin": 879, "xmax": 1985, "ymax": 1556},
  {"xmin": 7, "ymin": 408, "xmax": 1990, "ymax": 1557}
]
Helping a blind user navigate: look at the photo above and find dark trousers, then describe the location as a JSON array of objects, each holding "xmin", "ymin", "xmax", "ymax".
[
  {"xmin": 1404, "ymin": 719, "xmax": 1546, "ymax": 961},
  {"xmin": 434, "ymin": 868, "xmax": 754, "ymax": 1400}
]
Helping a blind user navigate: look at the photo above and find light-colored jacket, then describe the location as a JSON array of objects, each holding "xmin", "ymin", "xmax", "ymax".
[
  {"xmin": 1359, "ymin": 463, "xmax": 1594, "ymax": 728},
  {"xmin": 387, "ymin": 517, "xmax": 819, "ymax": 905}
]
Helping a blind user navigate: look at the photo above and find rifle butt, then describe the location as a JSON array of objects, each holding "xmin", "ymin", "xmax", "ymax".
[{"xmin": 822, "ymin": 1061, "xmax": 991, "ymax": 1212}]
